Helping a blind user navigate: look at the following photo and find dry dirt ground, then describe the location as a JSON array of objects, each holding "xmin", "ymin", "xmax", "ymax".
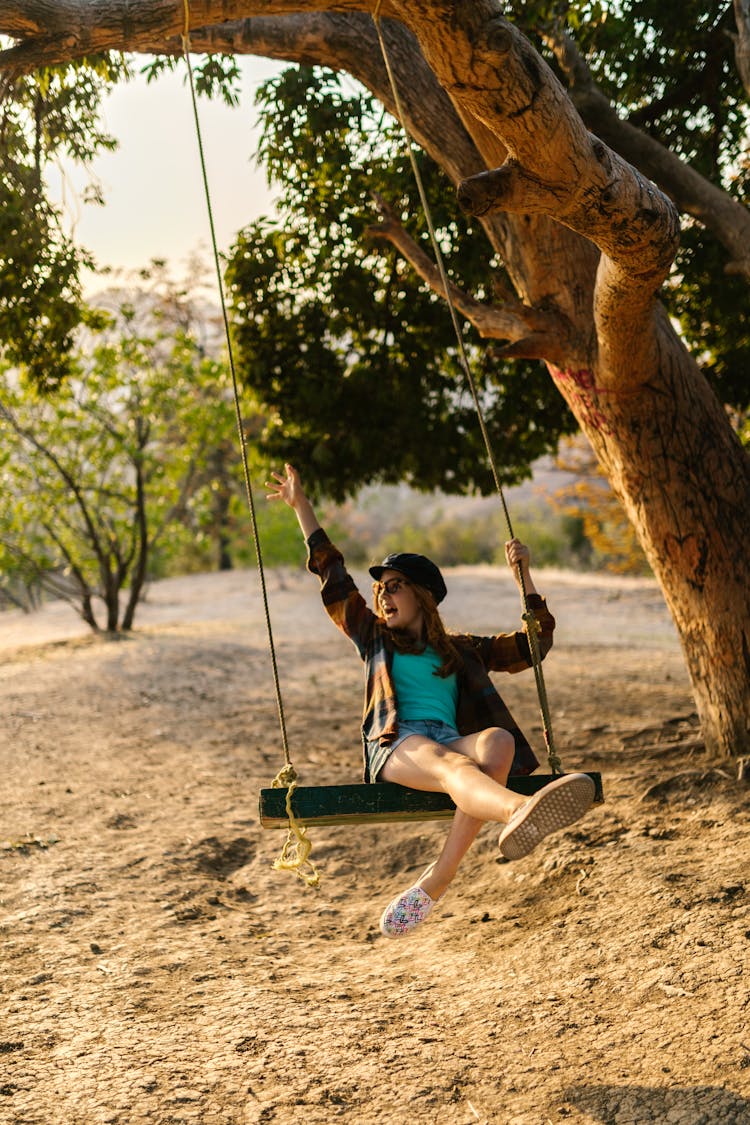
[{"xmin": 1, "ymin": 563, "xmax": 749, "ymax": 1125}]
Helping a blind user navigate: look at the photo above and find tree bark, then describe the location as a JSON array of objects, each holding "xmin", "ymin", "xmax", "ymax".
[
  {"xmin": 732, "ymin": 0, "xmax": 750, "ymax": 97},
  {"xmin": 2, "ymin": 0, "xmax": 749, "ymax": 757}
]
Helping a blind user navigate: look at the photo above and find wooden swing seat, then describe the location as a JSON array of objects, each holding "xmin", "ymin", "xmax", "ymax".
[{"xmin": 259, "ymin": 772, "xmax": 604, "ymax": 828}]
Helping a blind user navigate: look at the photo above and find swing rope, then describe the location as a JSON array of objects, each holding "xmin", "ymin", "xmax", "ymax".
[
  {"xmin": 180, "ymin": 0, "xmax": 320, "ymax": 886},
  {"xmin": 372, "ymin": 5, "xmax": 562, "ymax": 775}
]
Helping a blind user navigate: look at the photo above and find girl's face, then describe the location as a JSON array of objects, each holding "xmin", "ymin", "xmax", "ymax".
[{"xmin": 375, "ymin": 569, "xmax": 424, "ymax": 636}]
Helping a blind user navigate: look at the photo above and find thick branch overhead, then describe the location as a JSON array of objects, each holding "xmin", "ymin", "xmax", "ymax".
[{"xmin": 543, "ymin": 22, "xmax": 750, "ymax": 281}]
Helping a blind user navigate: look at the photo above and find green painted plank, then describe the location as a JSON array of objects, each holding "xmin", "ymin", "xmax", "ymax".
[{"xmin": 259, "ymin": 772, "xmax": 604, "ymax": 828}]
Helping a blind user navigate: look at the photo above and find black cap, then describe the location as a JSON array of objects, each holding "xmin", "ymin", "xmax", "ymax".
[{"xmin": 369, "ymin": 552, "xmax": 447, "ymax": 604}]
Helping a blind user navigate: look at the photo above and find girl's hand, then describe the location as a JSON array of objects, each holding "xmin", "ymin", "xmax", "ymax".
[
  {"xmin": 505, "ymin": 538, "xmax": 531, "ymax": 572},
  {"xmin": 266, "ymin": 463, "xmax": 304, "ymax": 509},
  {"xmin": 505, "ymin": 538, "xmax": 539, "ymax": 595},
  {"xmin": 266, "ymin": 463, "xmax": 320, "ymax": 539}
]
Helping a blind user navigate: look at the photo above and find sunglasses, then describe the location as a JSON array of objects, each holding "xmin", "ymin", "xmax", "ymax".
[{"xmin": 373, "ymin": 577, "xmax": 411, "ymax": 596}]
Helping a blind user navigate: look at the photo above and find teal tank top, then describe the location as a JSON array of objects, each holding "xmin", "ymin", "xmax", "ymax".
[{"xmin": 391, "ymin": 646, "xmax": 458, "ymax": 726}]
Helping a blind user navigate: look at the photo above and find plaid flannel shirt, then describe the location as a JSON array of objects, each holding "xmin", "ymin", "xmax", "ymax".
[{"xmin": 307, "ymin": 528, "xmax": 554, "ymax": 783}]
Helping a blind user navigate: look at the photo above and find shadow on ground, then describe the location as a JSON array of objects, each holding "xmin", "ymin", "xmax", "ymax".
[{"xmin": 566, "ymin": 1082, "xmax": 750, "ymax": 1124}]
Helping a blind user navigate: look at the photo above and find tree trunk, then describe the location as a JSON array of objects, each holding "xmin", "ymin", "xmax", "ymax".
[
  {"xmin": 121, "ymin": 460, "xmax": 149, "ymax": 631},
  {"xmin": 1, "ymin": 0, "xmax": 749, "ymax": 756},
  {"xmin": 104, "ymin": 576, "xmax": 120, "ymax": 632},
  {"xmin": 80, "ymin": 590, "xmax": 100, "ymax": 633},
  {"xmin": 546, "ymin": 316, "xmax": 750, "ymax": 759},
  {"xmin": 208, "ymin": 444, "xmax": 234, "ymax": 571},
  {"xmin": 733, "ymin": 0, "xmax": 750, "ymax": 98}
]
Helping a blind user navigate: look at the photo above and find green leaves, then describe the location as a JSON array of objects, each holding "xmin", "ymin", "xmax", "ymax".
[
  {"xmin": 666, "ymin": 225, "xmax": 750, "ymax": 412},
  {"xmin": 142, "ymin": 53, "xmax": 242, "ymax": 107},
  {"xmin": 0, "ymin": 172, "xmax": 90, "ymax": 390},
  {"xmin": 0, "ymin": 55, "xmax": 128, "ymax": 389},
  {"xmin": 512, "ymin": 1, "xmax": 744, "ymax": 183}
]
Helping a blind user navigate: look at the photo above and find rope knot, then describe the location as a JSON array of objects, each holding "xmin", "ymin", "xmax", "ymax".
[{"xmin": 272, "ymin": 763, "xmax": 298, "ymax": 789}]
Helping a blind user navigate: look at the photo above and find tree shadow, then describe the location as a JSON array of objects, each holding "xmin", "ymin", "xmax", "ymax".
[{"xmin": 564, "ymin": 1082, "xmax": 750, "ymax": 1123}]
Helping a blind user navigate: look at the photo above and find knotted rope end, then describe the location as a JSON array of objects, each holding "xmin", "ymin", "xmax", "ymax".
[{"xmin": 269, "ymin": 764, "xmax": 322, "ymax": 888}]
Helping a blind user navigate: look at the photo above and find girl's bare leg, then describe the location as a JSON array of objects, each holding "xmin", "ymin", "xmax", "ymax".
[{"xmin": 379, "ymin": 728, "xmax": 527, "ymax": 900}]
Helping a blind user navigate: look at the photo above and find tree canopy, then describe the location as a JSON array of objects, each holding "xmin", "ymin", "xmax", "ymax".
[
  {"xmin": 0, "ymin": 3, "xmax": 747, "ymax": 416},
  {"xmin": 1, "ymin": 3, "xmax": 748, "ymax": 423}
]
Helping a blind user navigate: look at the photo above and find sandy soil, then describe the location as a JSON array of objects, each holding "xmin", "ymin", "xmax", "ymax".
[{"xmin": 1, "ymin": 563, "xmax": 749, "ymax": 1125}]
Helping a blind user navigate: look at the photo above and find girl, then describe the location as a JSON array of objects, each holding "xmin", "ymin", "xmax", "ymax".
[{"xmin": 267, "ymin": 464, "xmax": 594, "ymax": 937}]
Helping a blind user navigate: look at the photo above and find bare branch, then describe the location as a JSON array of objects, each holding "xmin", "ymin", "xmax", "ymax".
[{"xmin": 367, "ymin": 191, "xmax": 574, "ymax": 363}]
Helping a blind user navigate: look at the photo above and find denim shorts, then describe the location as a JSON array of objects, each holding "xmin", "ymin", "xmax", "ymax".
[
  {"xmin": 391, "ymin": 719, "xmax": 462, "ymax": 751},
  {"xmin": 370, "ymin": 719, "xmax": 462, "ymax": 781}
]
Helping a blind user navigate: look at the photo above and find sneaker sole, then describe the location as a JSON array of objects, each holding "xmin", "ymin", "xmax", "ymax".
[{"xmin": 499, "ymin": 773, "xmax": 595, "ymax": 861}]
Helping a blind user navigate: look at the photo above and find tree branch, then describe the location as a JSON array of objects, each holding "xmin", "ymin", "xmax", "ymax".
[
  {"xmin": 0, "ymin": 1, "xmax": 703, "ymax": 379},
  {"xmin": 0, "ymin": 400, "xmax": 111, "ymax": 578},
  {"xmin": 178, "ymin": 14, "xmax": 483, "ymax": 188},
  {"xmin": 188, "ymin": 13, "xmax": 594, "ymax": 327},
  {"xmin": 542, "ymin": 21, "xmax": 750, "ymax": 281},
  {"xmin": 366, "ymin": 191, "xmax": 574, "ymax": 363},
  {"xmin": 458, "ymin": 148, "xmax": 679, "ymax": 284},
  {"xmin": 404, "ymin": 5, "xmax": 680, "ymax": 382},
  {"xmin": 0, "ymin": 1, "xmax": 392, "ymax": 70}
]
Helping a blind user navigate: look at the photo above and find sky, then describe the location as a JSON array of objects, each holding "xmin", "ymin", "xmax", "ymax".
[{"xmin": 50, "ymin": 56, "xmax": 285, "ymax": 290}]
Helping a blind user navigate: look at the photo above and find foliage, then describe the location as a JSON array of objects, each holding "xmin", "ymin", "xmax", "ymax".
[
  {"xmin": 367, "ymin": 507, "xmax": 588, "ymax": 571},
  {"xmin": 0, "ymin": 55, "xmax": 127, "ymax": 388},
  {"xmin": 0, "ymin": 48, "xmax": 252, "ymax": 389},
  {"xmin": 142, "ymin": 53, "xmax": 243, "ymax": 107},
  {"xmin": 226, "ymin": 67, "xmax": 576, "ymax": 502},
  {"xmin": 549, "ymin": 437, "xmax": 651, "ymax": 575},
  {"xmin": 0, "ymin": 306, "xmax": 243, "ymax": 632},
  {"xmin": 0, "ymin": 532, "xmax": 43, "ymax": 612},
  {"xmin": 665, "ymin": 224, "xmax": 750, "ymax": 410},
  {"xmin": 510, "ymin": 0, "xmax": 745, "ymax": 179}
]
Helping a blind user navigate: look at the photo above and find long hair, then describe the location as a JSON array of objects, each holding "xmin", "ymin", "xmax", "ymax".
[{"xmin": 374, "ymin": 582, "xmax": 462, "ymax": 678}]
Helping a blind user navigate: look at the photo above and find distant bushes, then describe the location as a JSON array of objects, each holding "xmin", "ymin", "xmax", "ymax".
[
  {"xmin": 229, "ymin": 484, "xmax": 652, "ymax": 578},
  {"xmin": 328, "ymin": 502, "xmax": 598, "ymax": 573}
]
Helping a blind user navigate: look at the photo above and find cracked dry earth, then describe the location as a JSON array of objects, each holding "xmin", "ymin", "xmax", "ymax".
[{"xmin": 1, "ymin": 564, "xmax": 749, "ymax": 1125}]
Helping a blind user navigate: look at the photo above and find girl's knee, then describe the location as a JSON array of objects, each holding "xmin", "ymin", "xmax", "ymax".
[{"xmin": 477, "ymin": 727, "xmax": 515, "ymax": 779}]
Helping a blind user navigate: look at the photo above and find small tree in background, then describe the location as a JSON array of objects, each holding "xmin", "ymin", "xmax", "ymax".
[{"xmin": 0, "ymin": 306, "xmax": 241, "ymax": 633}]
